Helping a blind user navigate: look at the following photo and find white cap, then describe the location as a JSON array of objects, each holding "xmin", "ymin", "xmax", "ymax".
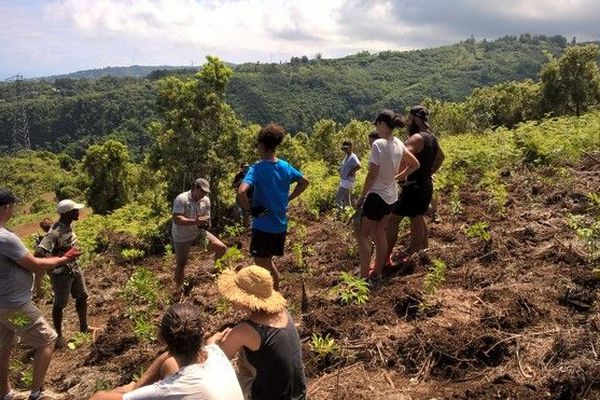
[{"xmin": 57, "ymin": 199, "xmax": 85, "ymax": 215}]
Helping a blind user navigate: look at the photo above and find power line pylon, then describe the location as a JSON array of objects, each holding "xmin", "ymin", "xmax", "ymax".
[{"xmin": 4, "ymin": 75, "xmax": 31, "ymax": 152}]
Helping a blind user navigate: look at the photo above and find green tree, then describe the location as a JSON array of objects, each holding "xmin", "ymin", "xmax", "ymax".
[
  {"xmin": 149, "ymin": 56, "xmax": 243, "ymax": 221},
  {"xmin": 541, "ymin": 44, "xmax": 600, "ymax": 116},
  {"xmin": 82, "ymin": 139, "xmax": 130, "ymax": 214}
]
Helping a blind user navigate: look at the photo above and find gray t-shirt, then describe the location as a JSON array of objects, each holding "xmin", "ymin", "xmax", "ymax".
[
  {"xmin": 37, "ymin": 221, "xmax": 78, "ymax": 275},
  {"xmin": 171, "ymin": 191, "xmax": 211, "ymax": 243},
  {"xmin": 340, "ymin": 153, "xmax": 360, "ymax": 182},
  {"xmin": 0, "ymin": 227, "xmax": 32, "ymax": 308}
]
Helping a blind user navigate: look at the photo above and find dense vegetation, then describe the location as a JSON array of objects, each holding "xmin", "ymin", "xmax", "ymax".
[{"xmin": 0, "ymin": 34, "xmax": 575, "ymax": 154}]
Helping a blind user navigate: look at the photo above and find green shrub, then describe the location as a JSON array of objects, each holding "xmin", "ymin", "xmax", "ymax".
[
  {"xmin": 297, "ymin": 160, "xmax": 339, "ymax": 218},
  {"xmin": 214, "ymin": 247, "xmax": 244, "ymax": 273},
  {"xmin": 120, "ymin": 267, "xmax": 165, "ymax": 307},
  {"xmin": 120, "ymin": 248, "xmax": 146, "ymax": 262}
]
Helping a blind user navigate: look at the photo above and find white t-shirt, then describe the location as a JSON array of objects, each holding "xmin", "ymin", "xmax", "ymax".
[
  {"xmin": 367, "ymin": 137, "xmax": 405, "ymax": 204},
  {"xmin": 171, "ymin": 191, "xmax": 211, "ymax": 243},
  {"xmin": 123, "ymin": 345, "xmax": 244, "ymax": 400}
]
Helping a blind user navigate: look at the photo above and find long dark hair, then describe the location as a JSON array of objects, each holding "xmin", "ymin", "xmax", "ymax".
[{"xmin": 160, "ymin": 303, "xmax": 205, "ymax": 360}]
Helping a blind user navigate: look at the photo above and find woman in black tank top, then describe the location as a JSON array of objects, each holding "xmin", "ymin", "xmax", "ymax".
[{"xmin": 209, "ymin": 266, "xmax": 307, "ymax": 400}]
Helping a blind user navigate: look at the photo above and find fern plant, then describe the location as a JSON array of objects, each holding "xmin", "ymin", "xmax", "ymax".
[
  {"xmin": 332, "ymin": 272, "xmax": 369, "ymax": 305},
  {"xmin": 310, "ymin": 333, "xmax": 341, "ymax": 359}
]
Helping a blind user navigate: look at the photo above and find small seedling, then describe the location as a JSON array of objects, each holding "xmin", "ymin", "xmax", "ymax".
[
  {"xmin": 419, "ymin": 258, "xmax": 447, "ymax": 314},
  {"xmin": 67, "ymin": 331, "xmax": 92, "ymax": 350},
  {"xmin": 215, "ymin": 247, "xmax": 244, "ymax": 273},
  {"xmin": 292, "ymin": 243, "xmax": 305, "ymax": 270},
  {"xmin": 131, "ymin": 313, "xmax": 157, "ymax": 342},
  {"xmin": 332, "ymin": 272, "xmax": 369, "ymax": 305},
  {"xmin": 465, "ymin": 222, "xmax": 491, "ymax": 242},
  {"xmin": 93, "ymin": 378, "xmax": 112, "ymax": 392},
  {"xmin": 214, "ymin": 298, "xmax": 231, "ymax": 314},
  {"xmin": 120, "ymin": 248, "xmax": 145, "ymax": 262},
  {"xmin": 309, "ymin": 333, "xmax": 341, "ymax": 359},
  {"xmin": 120, "ymin": 267, "xmax": 165, "ymax": 307}
]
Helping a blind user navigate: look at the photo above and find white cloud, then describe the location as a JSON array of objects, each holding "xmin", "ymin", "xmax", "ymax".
[
  {"xmin": 1, "ymin": 0, "xmax": 600, "ymax": 77},
  {"xmin": 43, "ymin": 0, "xmax": 351, "ymax": 59}
]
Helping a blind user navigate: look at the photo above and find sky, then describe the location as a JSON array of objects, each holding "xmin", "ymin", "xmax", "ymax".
[{"xmin": 1, "ymin": 0, "xmax": 600, "ymax": 79}]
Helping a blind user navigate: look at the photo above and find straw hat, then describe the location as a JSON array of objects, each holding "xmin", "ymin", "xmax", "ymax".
[{"xmin": 217, "ymin": 266, "xmax": 286, "ymax": 313}]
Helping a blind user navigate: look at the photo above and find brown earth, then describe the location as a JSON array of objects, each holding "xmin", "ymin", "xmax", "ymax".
[{"xmin": 9, "ymin": 157, "xmax": 600, "ymax": 399}]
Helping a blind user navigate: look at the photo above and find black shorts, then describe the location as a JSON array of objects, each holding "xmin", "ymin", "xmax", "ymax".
[
  {"xmin": 393, "ymin": 182, "xmax": 434, "ymax": 217},
  {"xmin": 361, "ymin": 193, "xmax": 392, "ymax": 221},
  {"xmin": 250, "ymin": 229, "xmax": 287, "ymax": 258}
]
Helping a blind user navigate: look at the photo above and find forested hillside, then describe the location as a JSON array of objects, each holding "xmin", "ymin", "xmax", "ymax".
[{"xmin": 0, "ymin": 34, "xmax": 571, "ymax": 154}]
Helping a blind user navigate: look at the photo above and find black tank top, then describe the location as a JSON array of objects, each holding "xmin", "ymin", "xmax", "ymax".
[
  {"xmin": 244, "ymin": 312, "xmax": 307, "ymax": 400},
  {"xmin": 408, "ymin": 131, "xmax": 439, "ymax": 184}
]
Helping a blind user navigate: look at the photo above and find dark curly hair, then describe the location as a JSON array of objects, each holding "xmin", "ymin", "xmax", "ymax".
[
  {"xmin": 160, "ymin": 303, "xmax": 205, "ymax": 359},
  {"xmin": 257, "ymin": 123, "xmax": 285, "ymax": 152}
]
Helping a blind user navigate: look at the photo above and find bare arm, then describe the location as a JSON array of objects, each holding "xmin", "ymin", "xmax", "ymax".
[
  {"xmin": 16, "ymin": 252, "xmax": 77, "ymax": 274},
  {"xmin": 431, "ymin": 146, "xmax": 445, "ymax": 174},
  {"xmin": 237, "ymin": 182, "xmax": 252, "ymax": 211},
  {"xmin": 209, "ymin": 323, "xmax": 260, "ymax": 359},
  {"xmin": 396, "ymin": 150, "xmax": 421, "ymax": 181},
  {"xmin": 361, "ymin": 163, "xmax": 380, "ymax": 198},
  {"xmin": 405, "ymin": 134, "xmax": 424, "ymax": 155},
  {"xmin": 172, "ymin": 214, "xmax": 208, "ymax": 226},
  {"xmin": 289, "ymin": 176, "xmax": 309, "ymax": 202}
]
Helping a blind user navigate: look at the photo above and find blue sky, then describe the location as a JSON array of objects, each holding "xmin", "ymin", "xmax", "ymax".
[{"xmin": 2, "ymin": 0, "xmax": 600, "ymax": 79}]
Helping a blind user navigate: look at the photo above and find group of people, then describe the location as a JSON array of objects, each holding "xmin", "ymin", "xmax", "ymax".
[
  {"xmin": 0, "ymin": 105, "xmax": 442, "ymax": 400},
  {"xmin": 347, "ymin": 106, "xmax": 444, "ymax": 280}
]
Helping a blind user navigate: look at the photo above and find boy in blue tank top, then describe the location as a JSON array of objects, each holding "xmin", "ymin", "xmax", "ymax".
[{"xmin": 237, "ymin": 124, "xmax": 309, "ymax": 289}]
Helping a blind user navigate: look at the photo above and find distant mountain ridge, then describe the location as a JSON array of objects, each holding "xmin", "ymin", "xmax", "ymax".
[
  {"xmin": 2, "ymin": 34, "xmax": 597, "ymax": 153},
  {"xmin": 42, "ymin": 65, "xmax": 198, "ymax": 79}
]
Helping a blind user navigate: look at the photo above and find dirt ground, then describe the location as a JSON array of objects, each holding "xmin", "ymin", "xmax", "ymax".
[{"xmin": 9, "ymin": 157, "xmax": 600, "ymax": 399}]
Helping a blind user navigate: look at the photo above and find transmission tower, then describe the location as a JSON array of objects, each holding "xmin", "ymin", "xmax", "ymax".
[{"xmin": 4, "ymin": 75, "xmax": 31, "ymax": 152}]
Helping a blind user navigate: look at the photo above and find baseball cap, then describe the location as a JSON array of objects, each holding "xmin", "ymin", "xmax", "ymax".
[
  {"xmin": 194, "ymin": 178, "xmax": 210, "ymax": 193},
  {"xmin": 0, "ymin": 188, "xmax": 19, "ymax": 207},
  {"xmin": 410, "ymin": 105, "xmax": 429, "ymax": 120},
  {"xmin": 57, "ymin": 199, "xmax": 85, "ymax": 215}
]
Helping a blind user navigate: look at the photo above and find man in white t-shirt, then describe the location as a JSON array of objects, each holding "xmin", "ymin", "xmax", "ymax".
[
  {"xmin": 335, "ymin": 141, "xmax": 361, "ymax": 208},
  {"xmin": 91, "ymin": 303, "xmax": 244, "ymax": 400},
  {"xmin": 172, "ymin": 178, "xmax": 227, "ymax": 289}
]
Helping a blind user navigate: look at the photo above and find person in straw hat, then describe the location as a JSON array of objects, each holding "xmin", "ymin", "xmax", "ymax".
[{"xmin": 208, "ymin": 265, "xmax": 307, "ymax": 400}]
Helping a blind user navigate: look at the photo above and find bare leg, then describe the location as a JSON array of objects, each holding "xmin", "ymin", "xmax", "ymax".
[
  {"xmin": 358, "ymin": 218, "xmax": 376, "ymax": 278},
  {"xmin": 207, "ymin": 232, "xmax": 227, "ymax": 261},
  {"xmin": 0, "ymin": 346, "xmax": 12, "ymax": 398},
  {"xmin": 254, "ymin": 257, "xmax": 279, "ymax": 290},
  {"xmin": 385, "ymin": 214, "xmax": 403, "ymax": 262},
  {"xmin": 75, "ymin": 296, "xmax": 88, "ymax": 332},
  {"xmin": 409, "ymin": 215, "xmax": 428, "ymax": 254},
  {"xmin": 32, "ymin": 342, "xmax": 55, "ymax": 393},
  {"xmin": 373, "ymin": 215, "xmax": 391, "ymax": 275},
  {"xmin": 174, "ymin": 259, "xmax": 186, "ymax": 289},
  {"xmin": 52, "ymin": 306, "xmax": 64, "ymax": 339}
]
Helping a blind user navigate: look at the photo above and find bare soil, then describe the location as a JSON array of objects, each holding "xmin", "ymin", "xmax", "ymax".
[{"xmin": 9, "ymin": 157, "xmax": 600, "ymax": 399}]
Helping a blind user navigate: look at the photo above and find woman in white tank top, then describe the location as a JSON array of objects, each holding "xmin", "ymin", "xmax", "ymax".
[{"xmin": 357, "ymin": 110, "xmax": 420, "ymax": 281}]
